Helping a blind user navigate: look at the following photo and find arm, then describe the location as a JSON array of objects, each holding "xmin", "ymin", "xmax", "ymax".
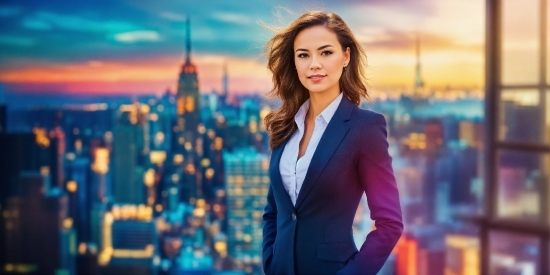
[
  {"xmin": 262, "ymin": 183, "xmax": 277, "ymax": 271},
  {"xmin": 337, "ymin": 113, "xmax": 403, "ymax": 275}
]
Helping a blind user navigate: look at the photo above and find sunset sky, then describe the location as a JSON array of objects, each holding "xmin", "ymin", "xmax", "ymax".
[{"xmin": 0, "ymin": 0, "xmax": 485, "ymax": 95}]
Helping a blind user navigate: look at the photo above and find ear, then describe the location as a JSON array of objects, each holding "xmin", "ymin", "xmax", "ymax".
[{"xmin": 344, "ymin": 47, "xmax": 350, "ymax": 65}]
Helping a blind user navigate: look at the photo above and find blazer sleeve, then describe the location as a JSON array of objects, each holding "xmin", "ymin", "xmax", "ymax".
[
  {"xmin": 336, "ymin": 113, "xmax": 403, "ymax": 275},
  {"xmin": 262, "ymin": 182, "xmax": 277, "ymax": 271}
]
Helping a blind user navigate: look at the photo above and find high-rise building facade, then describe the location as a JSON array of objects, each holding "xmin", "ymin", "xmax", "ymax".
[{"xmin": 224, "ymin": 149, "xmax": 269, "ymax": 269}]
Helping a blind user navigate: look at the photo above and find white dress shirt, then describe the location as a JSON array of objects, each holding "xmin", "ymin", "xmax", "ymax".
[{"xmin": 279, "ymin": 93, "xmax": 343, "ymax": 206}]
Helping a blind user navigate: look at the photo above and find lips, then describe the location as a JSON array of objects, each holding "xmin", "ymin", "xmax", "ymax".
[{"xmin": 307, "ymin": 74, "xmax": 326, "ymax": 82}]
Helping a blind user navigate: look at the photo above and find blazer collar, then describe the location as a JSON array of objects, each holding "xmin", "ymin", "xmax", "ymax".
[
  {"xmin": 270, "ymin": 138, "xmax": 294, "ymax": 212},
  {"xmin": 269, "ymin": 96, "xmax": 356, "ymax": 212},
  {"xmin": 294, "ymin": 96, "xmax": 354, "ymax": 209}
]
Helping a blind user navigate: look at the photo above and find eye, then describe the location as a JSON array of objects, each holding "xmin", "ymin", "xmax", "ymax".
[
  {"xmin": 297, "ymin": 53, "xmax": 308, "ymax": 58},
  {"xmin": 321, "ymin": 50, "xmax": 333, "ymax": 56}
]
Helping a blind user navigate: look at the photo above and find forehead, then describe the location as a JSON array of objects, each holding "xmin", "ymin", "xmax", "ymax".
[{"xmin": 294, "ymin": 25, "xmax": 340, "ymax": 49}]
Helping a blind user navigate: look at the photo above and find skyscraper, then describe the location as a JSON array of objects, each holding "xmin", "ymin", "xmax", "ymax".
[
  {"xmin": 224, "ymin": 149, "xmax": 269, "ymax": 268},
  {"xmin": 221, "ymin": 62, "xmax": 229, "ymax": 106},
  {"xmin": 175, "ymin": 17, "xmax": 202, "ymax": 202},
  {"xmin": 176, "ymin": 17, "xmax": 200, "ymax": 146},
  {"xmin": 414, "ymin": 34, "xmax": 425, "ymax": 97},
  {"xmin": 112, "ymin": 103, "xmax": 148, "ymax": 205},
  {"xmin": 4, "ymin": 172, "xmax": 76, "ymax": 275}
]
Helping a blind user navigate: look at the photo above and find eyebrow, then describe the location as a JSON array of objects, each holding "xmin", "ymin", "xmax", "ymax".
[{"xmin": 295, "ymin": 44, "xmax": 334, "ymax": 52}]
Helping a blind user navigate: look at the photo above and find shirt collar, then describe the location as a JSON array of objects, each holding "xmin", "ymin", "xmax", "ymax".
[{"xmin": 294, "ymin": 92, "xmax": 343, "ymax": 133}]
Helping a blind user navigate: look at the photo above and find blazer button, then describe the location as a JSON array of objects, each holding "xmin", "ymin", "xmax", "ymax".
[{"xmin": 292, "ymin": 213, "xmax": 297, "ymax": 221}]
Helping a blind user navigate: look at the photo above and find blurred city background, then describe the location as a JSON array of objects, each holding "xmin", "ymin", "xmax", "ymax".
[{"xmin": 0, "ymin": 0, "xmax": 548, "ymax": 274}]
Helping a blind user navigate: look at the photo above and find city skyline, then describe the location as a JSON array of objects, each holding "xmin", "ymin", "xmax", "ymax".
[{"xmin": 0, "ymin": 0, "xmax": 484, "ymax": 96}]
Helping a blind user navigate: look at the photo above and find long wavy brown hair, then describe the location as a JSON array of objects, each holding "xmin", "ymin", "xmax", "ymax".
[{"xmin": 263, "ymin": 11, "xmax": 369, "ymax": 150}]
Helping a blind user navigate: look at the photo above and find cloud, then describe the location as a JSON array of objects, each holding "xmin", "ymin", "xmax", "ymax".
[
  {"xmin": 33, "ymin": 11, "xmax": 139, "ymax": 33},
  {"xmin": 0, "ymin": 6, "xmax": 20, "ymax": 17},
  {"xmin": 0, "ymin": 35, "xmax": 34, "ymax": 47},
  {"xmin": 160, "ymin": 11, "xmax": 187, "ymax": 22},
  {"xmin": 114, "ymin": 30, "xmax": 161, "ymax": 43},
  {"xmin": 21, "ymin": 18, "xmax": 52, "ymax": 30},
  {"xmin": 211, "ymin": 12, "xmax": 251, "ymax": 25},
  {"xmin": 358, "ymin": 28, "xmax": 481, "ymax": 53}
]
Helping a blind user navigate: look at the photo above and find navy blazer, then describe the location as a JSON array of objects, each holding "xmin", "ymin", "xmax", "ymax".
[{"xmin": 262, "ymin": 96, "xmax": 403, "ymax": 275}]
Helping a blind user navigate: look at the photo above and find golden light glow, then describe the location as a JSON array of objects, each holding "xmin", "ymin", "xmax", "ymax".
[
  {"xmin": 184, "ymin": 141, "xmax": 192, "ymax": 151},
  {"xmin": 92, "ymin": 147, "xmax": 110, "ymax": 174},
  {"xmin": 445, "ymin": 235, "xmax": 480, "ymax": 275},
  {"xmin": 171, "ymin": 174, "xmax": 180, "ymax": 183},
  {"xmin": 40, "ymin": 166, "xmax": 50, "ymax": 177},
  {"xmin": 196, "ymin": 199, "xmax": 206, "ymax": 208},
  {"xmin": 214, "ymin": 241, "xmax": 227, "ymax": 258},
  {"xmin": 198, "ymin": 124, "xmax": 206, "ymax": 134},
  {"xmin": 75, "ymin": 139, "xmax": 82, "ymax": 153},
  {"xmin": 249, "ymin": 120, "xmax": 258, "ymax": 133},
  {"xmin": 67, "ymin": 180, "xmax": 78, "ymax": 193},
  {"xmin": 33, "ymin": 128, "xmax": 50, "ymax": 147},
  {"xmin": 150, "ymin": 150, "xmax": 167, "ymax": 166},
  {"xmin": 154, "ymin": 132, "xmax": 165, "ymax": 144},
  {"xmin": 205, "ymin": 168, "xmax": 215, "ymax": 180},
  {"xmin": 78, "ymin": 243, "xmax": 87, "ymax": 255},
  {"xmin": 112, "ymin": 248, "xmax": 154, "ymax": 258},
  {"xmin": 63, "ymin": 218, "xmax": 73, "ymax": 229},
  {"xmin": 143, "ymin": 168, "xmax": 155, "ymax": 187},
  {"xmin": 155, "ymin": 204, "xmax": 163, "ymax": 212},
  {"xmin": 186, "ymin": 163, "xmax": 196, "ymax": 174},
  {"xmin": 177, "ymin": 97, "xmax": 185, "ymax": 115},
  {"xmin": 193, "ymin": 208, "xmax": 206, "ymax": 217},
  {"xmin": 214, "ymin": 137, "xmax": 223, "ymax": 150},
  {"xmin": 3, "ymin": 264, "xmax": 37, "ymax": 273},
  {"xmin": 173, "ymin": 154, "xmax": 184, "ymax": 165},
  {"xmin": 201, "ymin": 158, "xmax": 211, "ymax": 167},
  {"xmin": 149, "ymin": 113, "xmax": 159, "ymax": 122},
  {"xmin": 185, "ymin": 96, "xmax": 195, "ymax": 112},
  {"xmin": 140, "ymin": 104, "xmax": 150, "ymax": 114}
]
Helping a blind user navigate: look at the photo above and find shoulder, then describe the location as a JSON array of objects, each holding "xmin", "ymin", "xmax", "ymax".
[{"xmin": 350, "ymin": 106, "xmax": 386, "ymax": 126}]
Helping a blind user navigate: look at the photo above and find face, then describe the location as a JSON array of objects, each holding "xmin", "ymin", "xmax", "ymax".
[{"xmin": 294, "ymin": 25, "xmax": 350, "ymax": 97}]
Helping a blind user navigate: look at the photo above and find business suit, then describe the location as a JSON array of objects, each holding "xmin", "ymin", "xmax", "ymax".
[{"xmin": 262, "ymin": 96, "xmax": 403, "ymax": 275}]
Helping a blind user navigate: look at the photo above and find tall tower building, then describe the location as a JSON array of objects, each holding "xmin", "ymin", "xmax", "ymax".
[
  {"xmin": 222, "ymin": 62, "xmax": 229, "ymax": 106},
  {"xmin": 176, "ymin": 17, "xmax": 200, "ymax": 148},
  {"xmin": 112, "ymin": 103, "xmax": 147, "ymax": 205},
  {"xmin": 175, "ymin": 17, "xmax": 202, "ymax": 202},
  {"xmin": 414, "ymin": 34, "xmax": 425, "ymax": 96}
]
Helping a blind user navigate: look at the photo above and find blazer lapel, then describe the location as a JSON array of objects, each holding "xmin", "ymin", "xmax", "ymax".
[
  {"xmin": 269, "ymin": 139, "xmax": 295, "ymax": 212},
  {"xmin": 294, "ymin": 97, "xmax": 354, "ymax": 210}
]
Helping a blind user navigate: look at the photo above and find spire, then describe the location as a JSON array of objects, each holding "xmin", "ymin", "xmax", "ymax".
[
  {"xmin": 414, "ymin": 33, "xmax": 424, "ymax": 90},
  {"xmin": 185, "ymin": 16, "xmax": 191, "ymax": 64},
  {"xmin": 223, "ymin": 62, "xmax": 228, "ymax": 97}
]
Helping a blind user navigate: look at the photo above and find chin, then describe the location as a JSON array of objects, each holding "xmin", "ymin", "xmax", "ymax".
[{"xmin": 305, "ymin": 86, "xmax": 329, "ymax": 94}]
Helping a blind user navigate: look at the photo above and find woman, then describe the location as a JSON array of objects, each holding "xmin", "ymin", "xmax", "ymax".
[{"xmin": 262, "ymin": 11, "xmax": 403, "ymax": 275}]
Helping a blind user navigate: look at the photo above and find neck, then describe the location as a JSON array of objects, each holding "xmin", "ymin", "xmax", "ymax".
[{"xmin": 307, "ymin": 89, "xmax": 341, "ymax": 120}]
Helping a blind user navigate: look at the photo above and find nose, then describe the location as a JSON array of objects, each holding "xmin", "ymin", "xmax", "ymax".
[{"xmin": 309, "ymin": 56, "xmax": 321, "ymax": 70}]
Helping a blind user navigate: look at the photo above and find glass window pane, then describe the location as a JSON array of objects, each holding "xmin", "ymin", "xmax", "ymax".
[
  {"xmin": 489, "ymin": 231, "xmax": 540, "ymax": 274},
  {"xmin": 501, "ymin": 0, "xmax": 540, "ymax": 85},
  {"xmin": 445, "ymin": 230, "xmax": 480, "ymax": 275},
  {"xmin": 499, "ymin": 89, "xmax": 545, "ymax": 143},
  {"xmin": 497, "ymin": 149, "xmax": 550, "ymax": 221}
]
